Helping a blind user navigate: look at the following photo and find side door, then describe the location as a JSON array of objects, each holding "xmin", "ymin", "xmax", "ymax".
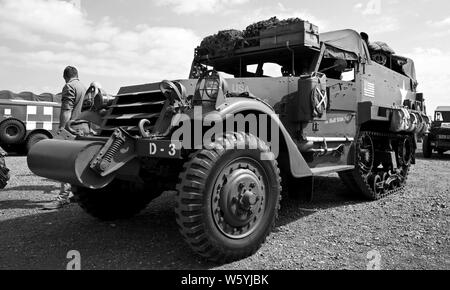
[{"xmin": 303, "ymin": 59, "xmax": 358, "ymax": 138}]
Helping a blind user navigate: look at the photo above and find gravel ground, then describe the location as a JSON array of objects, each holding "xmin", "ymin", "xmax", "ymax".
[{"xmin": 0, "ymin": 148, "xmax": 448, "ymax": 270}]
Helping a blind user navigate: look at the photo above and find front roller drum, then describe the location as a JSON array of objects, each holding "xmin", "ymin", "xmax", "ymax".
[{"xmin": 27, "ymin": 139, "xmax": 115, "ymax": 189}]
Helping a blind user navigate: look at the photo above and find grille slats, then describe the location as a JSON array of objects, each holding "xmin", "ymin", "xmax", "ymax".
[{"xmin": 100, "ymin": 85, "xmax": 166, "ymax": 136}]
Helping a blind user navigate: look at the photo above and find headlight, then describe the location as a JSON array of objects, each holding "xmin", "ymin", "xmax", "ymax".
[
  {"xmin": 94, "ymin": 93, "xmax": 115, "ymax": 111},
  {"xmin": 204, "ymin": 77, "xmax": 220, "ymax": 99}
]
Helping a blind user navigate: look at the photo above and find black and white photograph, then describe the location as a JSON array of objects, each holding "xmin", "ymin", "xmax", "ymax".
[{"xmin": 0, "ymin": 0, "xmax": 448, "ymax": 279}]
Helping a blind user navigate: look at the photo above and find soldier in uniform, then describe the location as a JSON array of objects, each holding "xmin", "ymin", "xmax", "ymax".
[{"xmin": 43, "ymin": 66, "xmax": 87, "ymax": 210}]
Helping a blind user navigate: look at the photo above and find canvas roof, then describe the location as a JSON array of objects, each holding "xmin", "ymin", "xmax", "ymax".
[
  {"xmin": 436, "ymin": 106, "xmax": 450, "ymax": 112},
  {"xmin": 320, "ymin": 29, "xmax": 371, "ymax": 62}
]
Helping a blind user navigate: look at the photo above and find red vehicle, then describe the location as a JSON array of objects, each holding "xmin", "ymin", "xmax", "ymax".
[{"xmin": 0, "ymin": 91, "xmax": 61, "ymax": 153}]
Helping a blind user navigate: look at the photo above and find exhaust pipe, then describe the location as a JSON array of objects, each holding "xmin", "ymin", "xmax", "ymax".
[{"xmin": 27, "ymin": 139, "xmax": 115, "ymax": 189}]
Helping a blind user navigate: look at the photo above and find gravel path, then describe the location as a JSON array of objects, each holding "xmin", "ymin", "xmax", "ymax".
[{"xmin": 0, "ymin": 149, "xmax": 448, "ymax": 270}]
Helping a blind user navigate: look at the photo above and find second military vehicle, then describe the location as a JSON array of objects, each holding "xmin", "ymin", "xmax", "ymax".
[
  {"xmin": 423, "ymin": 106, "xmax": 450, "ymax": 158},
  {"xmin": 28, "ymin": 18, "xmax": 430, "ymax": 262},
  {"xmin": 0, "ymin": 91, "xmax": 62, "ymax": 153}
]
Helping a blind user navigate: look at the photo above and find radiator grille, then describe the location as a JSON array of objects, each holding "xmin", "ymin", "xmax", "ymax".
[{"xmin": 100, "ymin": 85, "xmax": 166, "ymax": 136}]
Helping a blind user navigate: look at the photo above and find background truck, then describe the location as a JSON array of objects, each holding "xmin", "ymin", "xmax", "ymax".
[
  {"xmin": 0, "ymin": 91, "xmax": 61, "ymax": 153},
  {"xmin": 28, "ymin": 17, "xmax": 430, "ymax": 262},
  {"xmin": 423, "ymin": 106, "xmax": 450, "ymax": 158}
]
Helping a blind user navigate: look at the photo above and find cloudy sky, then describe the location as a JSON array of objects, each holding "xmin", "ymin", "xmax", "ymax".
[{"xmin": 0, "ymin": 0, "xmax": 449, "ymax": 113}]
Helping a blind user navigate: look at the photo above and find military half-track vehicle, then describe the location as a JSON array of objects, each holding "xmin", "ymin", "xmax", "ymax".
[
  {"xmin": 28, "ymin": 19, "xmax": 429, "ymax": 262},
  {"xmin": 423, "ymin": 107, "xmax": 450, "ymax": 158}
]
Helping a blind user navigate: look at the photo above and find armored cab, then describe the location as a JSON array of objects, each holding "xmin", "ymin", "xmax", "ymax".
[
  {"xmin": 27, "ymin": 18, "xmax": 429, "ymax": 262},
  {"xmin": 423, "ymin": 106, "xmax": 450, "ymax": 157}
]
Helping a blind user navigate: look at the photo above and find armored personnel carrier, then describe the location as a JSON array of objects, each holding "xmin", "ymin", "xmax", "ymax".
[
  {"xmin": 423, "ymin": 106, "xmax": 450, "ymax": 158},
  {"xmin": 28, "ymin": 18, "xmax": 429, "ymax": 262}
]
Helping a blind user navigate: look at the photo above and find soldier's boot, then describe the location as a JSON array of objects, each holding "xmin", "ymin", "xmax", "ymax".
[{"xmin": 42, "ymin": 183, "xmax": 72, "ymax": 210}]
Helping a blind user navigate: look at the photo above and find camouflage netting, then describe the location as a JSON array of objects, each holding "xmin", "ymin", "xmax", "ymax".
[
  {"xmin": 243, "ymin": 16, "xmax": 281, "ymax": 46},
  {"xmin": 197, "ymin": 17, "xmax": 306, "ymax": 56},
  {"xmin": 197, "ymin": 29, "xmax": 246, "ymax": 57},
  {"xmin": 369, "ymin": 41, "xmax": 396, "ymax": 55}
]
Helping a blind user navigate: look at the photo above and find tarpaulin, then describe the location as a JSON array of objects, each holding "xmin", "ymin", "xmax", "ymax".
[
  {"xmin": 0, "ymin": 90, "xmax": 61, "ymax": 103},
  {"xmin": 320, "ymin": 29, "xmax": 371, "ymax": 63}
]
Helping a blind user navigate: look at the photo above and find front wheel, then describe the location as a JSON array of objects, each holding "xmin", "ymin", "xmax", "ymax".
[{"xmin": 175, "ymin": 133, "xmax": 281, "ymax": 262}]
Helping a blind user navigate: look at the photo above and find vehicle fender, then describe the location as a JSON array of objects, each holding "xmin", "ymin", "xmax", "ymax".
[{"xmin": 212, "ymin": 97, "xmax": 312, "ymax": 178}]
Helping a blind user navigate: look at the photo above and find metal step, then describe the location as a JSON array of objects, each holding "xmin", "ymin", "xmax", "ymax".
[{"xmin": 311, "ymin": 165, "xmax": 355, "ymax": 176}]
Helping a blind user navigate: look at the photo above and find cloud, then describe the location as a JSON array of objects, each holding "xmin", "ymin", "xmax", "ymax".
[
  {"xmin": 353, "ymin": 0, "xmax": 382, "ymax": 16},
  {"xmin": 0, "ymin": 0, "xmax": 90, "ymax": 40},
  {"xmin": 154, "ymin": 0, "xmax": 250, "ymax": 15},
  {"xmin": 353, "ymin": 3, "xmax": 364, "ymax": 10},
  {"xmin": 0, "ymin": 0, "xmax": 201, "ymax": 93},
  {"xmin": 404, "ymin": 48, "xmax": 450, "ymax": 114},
  {"xmin": 235, "ymin": 3, "xmax": 328, "ymax": 31},
  {"xmin": 427, "ymin": 17, "xmax": 450, "ymax": 27},
  {"xmin": 370, "ymin": 16, "xmax": 400, "ymax": 34}
]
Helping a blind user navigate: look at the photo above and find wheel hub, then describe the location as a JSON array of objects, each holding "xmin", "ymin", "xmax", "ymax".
[
  {"xmin": 212, "ymin": 160, "xmax": 267, "ymax": 239},
  {"xmin": 6, "ymin": 126, "xmax": 18, "ymax": 137},
  {"xmin": 220, "ymin": 169, "xmax": 262, "ymax": 228}
]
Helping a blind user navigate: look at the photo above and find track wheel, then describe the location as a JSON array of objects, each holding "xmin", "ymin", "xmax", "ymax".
[
  {"xmin": 398, "ymin": 136, "xmax": 413, "ymax": 166},
  {"xmin": 175, "ymin": 133, "xmax": 281, "ymax": 262},
  {"xmin": 369, "ymin": 174, "xmax": 385, "ymax": 199}
]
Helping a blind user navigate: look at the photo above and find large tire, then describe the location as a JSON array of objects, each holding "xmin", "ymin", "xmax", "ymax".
[
  {"xmin": 422, "ymin": 135, "xmax": 432, "ymax": 158},
  {"xmin": 74, "ymin": 180, "xmax": 162, "ymax": 221},
  {"xmin": 0, "ymin": 119, "xmax": 26, "ymax": 145},
  {"xmin": 175, "ymin": 133, "xmax": 281, "ymax": 262},
  {"xmin": 26, "ymin": 133, "xmax": 49, "ymax": 153}
]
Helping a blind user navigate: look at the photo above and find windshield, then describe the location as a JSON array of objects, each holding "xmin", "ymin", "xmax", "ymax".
[
  {"xmin": 191, "ymin": 46, "xmax": 318, "ymax": 79},
  {"xmin": 435, "ymin": 111, "xmax": 450, "ymax": 122}
]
